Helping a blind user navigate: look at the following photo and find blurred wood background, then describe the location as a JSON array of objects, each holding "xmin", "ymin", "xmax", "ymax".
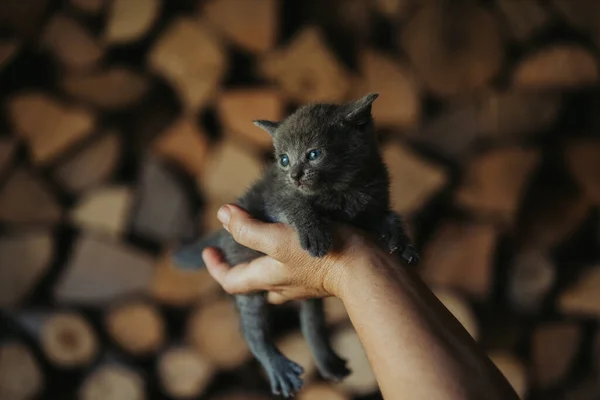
[{"xmin": 0, "ymin": 0, "xmax": 599, "ymax": 399}]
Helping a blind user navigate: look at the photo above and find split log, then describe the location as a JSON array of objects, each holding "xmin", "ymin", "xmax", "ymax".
[
  {"xmin": 70, "ymin": 0, "xmax": 105, "ymax": 15},
  {"xmin": 565, "ymin": 139, "xmax": 600, "ymax": 204},
  {"xmin": 153, "ymin": 117, "xmax": 210, "ymax": 178},
  {"xmin": 41, "ymin": 12, "xmax": 104, "ymax": 71},
  {"xmin": 399, "ymin": 0, "xmax": 505, "ymax": 97},
  {"xmin": 374, "ymin": 0, "xmax": 411, "ymax": 19},
  {"xmin": 513, "ymin": 45, "xmax": 599, "ymax": 89},
  {"xmin": 0, "ymin": 0, "xmax": 50, "ymax": 39},
  {"xmin": 431, "ymin": 287, "xmax": 478, "ymax": 340},
  {"xmin": 353, "ymin": 49, "xmax": 420, "ymax": 129},
  {"xmin": 559, "ymin": 265, "xmax": 600, "ymax": 317},
  {"xmin": 277, "ymin": 332, "xmax": 317, "ymax": 381},
  {"xmin": 495, "ymin": 0, "xmax": 550, "ymax": 42},
  {"xmin": 413, "ymin": 90, "xmax": 561, "ymax": 158},
  {"xmin": 54, "ymin": 132, "xmax": 121, "ymax": 193},
  {"xmin": 148, "ymin": 17, "xmax": 227, "ymax": 113},
  {"xmin": 8, "ymin": 92, "xmax": 95, "ymax": 165},
  {"xmin": 565, "ymin": 376, "xmax": 600, "ymax": 400},
  {"xmin": 0, "ymin": 139, "xmax": 15, "ymax": 176},
  {"xmin": 186, "ymin": 299, "xmax": 251, "ymax": 369},
  {"xmin": 79, "ymin": 362, "xmax": 146, "ymax": 400},
  {"xmin": 515, "ymin": 186, "xmax": 592, "ymax": 251},
  {"xmin": 0, "ymin": 169, "xmax": 61, "ymax": 225},
  {"xmin": 532, "ymin": 322, "xmax": 582, "ymax": 388},
  {"xmin": 53, "ymin": 233, "xmax": 155, "ymax": 305},
  {"xmin": 304, "ymin": 0, "xmax": 371, "ymax": 57},
  {"xmin": 216, "ymin": 88, "xmax": 284, "ymax": 151},
  {"xmin": 151, "ymin": 250, "xmax": 222, "ymax": 307},
  {"xmin": 382, "ymin": 141, "xmax": 448, "ymax": 215},
  {"xmin": 507, "ymin": 249, "xmax": 556, "ymax": 313},
  {"xmin": 298, "ymin": 383, "xmax": 350, "ymax": 400},
  {"xmin": 551, "ymin": 0, "xmax": 600, "ymax": 47},
  {"xmin": 0, "ymin": 40, "xmax": 19, "ymax": 71},
  {"xmin": 199, "ymin": 140, "xmax": 263, "ymax": 203},
  {"xmin": 202, "ymin": 0, "xmax": 278, "ymax": 53},
  {"xmin": 61, "ymin": 67, "xmax": 151, "ymax": 110},
  {"xmin": 487, "ymin": 351, "xmax": 528, "ymax": 399},
  {"xmin": 595, "ymin": 331, "xmax": 600, "ymax": 375},
  {"xmin": 130, "ymin": 155, "xmax": 197, "ymax": 243},
  {"xmin": 71, "ymin": 185, "xmax": 133, "ymax": 236},
  {"xmin": 420, "ymin": 220, "xmax": 497, "ymax": 301},
  {"xmin": 104, "ymin": 0, "xmax": 161, "ymax": 45},
  {"xmin": 324, "ymin": 297, "xmax": 349, "ymax": 326},
  {"xmin": 0, "ymin": 341, "xmax": 44, "ymax": 400},
  {"xmin": 157, "ymin": 345, "xmax": 216, "ymax": 399},
  {"xmin": 16, "ymin": 311, "xmax": 99, "ymax": 368},
  {"xmin": 331, "ymin": 325, "xmax": 377, "ymax": 396},
  {"xmin": 105, "ymin": 299, "xmax": 165, "ymax": 356},
  {"xmin": 0, "ymin": 231, "xmax": 53, "ymax": 307},
  {"xmin": 455, "ymin": 147, "xmax": 541, "ymax": 225},
  {"xmin": 258, "ymin": 26, "xmax": 353, "ymax": 104}
]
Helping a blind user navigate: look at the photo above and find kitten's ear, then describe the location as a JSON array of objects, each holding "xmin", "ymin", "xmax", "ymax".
[
  {"xmin": 343, "ymin": 92, "xmax": 379, "ymax": 125},
  {"xmin": 253, "ymin": 120, "xmax": 280, "ymax": 137}
]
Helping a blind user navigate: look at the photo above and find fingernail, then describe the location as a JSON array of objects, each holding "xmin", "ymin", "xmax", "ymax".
[{"xmin": 217, "ymin": 205, "xmax": 231, "ymax": 226}]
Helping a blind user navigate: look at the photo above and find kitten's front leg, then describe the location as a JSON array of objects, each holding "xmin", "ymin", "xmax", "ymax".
[
  {"xmin": 380, "ymin": 211, "xmax": 419, "ymax": 265},
  {"xmin": 287, "ymin": 207, "xmax": 333, "ymax": 258}
]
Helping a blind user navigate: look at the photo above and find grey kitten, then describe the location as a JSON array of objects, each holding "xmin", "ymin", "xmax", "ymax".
[{"xmin": 173, "ymin": 93, "xmax": 418, "ymax": 397}]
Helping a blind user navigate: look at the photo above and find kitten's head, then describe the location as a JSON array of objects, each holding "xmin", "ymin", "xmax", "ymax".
[{"xmin": 254, "ymin": 93, "xmax": 379, "ymax": 194}]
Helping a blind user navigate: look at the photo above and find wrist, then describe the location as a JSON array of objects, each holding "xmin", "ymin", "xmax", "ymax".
[{"xmin": 331, "ymin": 245, "xmax": 397, "ymax": 302}]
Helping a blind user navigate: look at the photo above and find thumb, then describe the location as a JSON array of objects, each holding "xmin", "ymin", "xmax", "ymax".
[{"xmin": 218, "ymin": 204, "xmax": 293, "ymax": 260}]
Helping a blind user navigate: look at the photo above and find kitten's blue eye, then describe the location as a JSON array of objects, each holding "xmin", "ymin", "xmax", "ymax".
[
  {"xmin": 280, "ymin": 154, "xmax": 289, "ymax": 167},
  {"xmin": 308, "ymin": 149, "xmax": 321, "ymax": 161}
]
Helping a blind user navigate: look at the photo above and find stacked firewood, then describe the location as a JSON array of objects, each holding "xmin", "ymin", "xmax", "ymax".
[{"xmin": 1, "ymin": 0, "xmax": 599, "ymax": 399}]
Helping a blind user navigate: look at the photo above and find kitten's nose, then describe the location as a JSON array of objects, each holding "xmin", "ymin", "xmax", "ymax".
[{"xmin": 291, "ymin": 169, "xmax": 304, "ymax": 182}]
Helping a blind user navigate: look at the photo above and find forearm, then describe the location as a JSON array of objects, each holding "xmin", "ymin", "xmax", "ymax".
[{"xmin": 337, "ymin": 251, "xmax": 519, "ymax": 400}]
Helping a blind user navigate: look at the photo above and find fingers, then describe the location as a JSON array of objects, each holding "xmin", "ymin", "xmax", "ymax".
[
  {"xmin": 202, "ymin": 248, "xmax": 280, "ymax": 295},
  {"xmin": 267, "ymin": 292, "xmax": 289, "ymax": 305},
  {"xmin": 218, "ymin": 204, "xmax": 294, "ymax": 260}
]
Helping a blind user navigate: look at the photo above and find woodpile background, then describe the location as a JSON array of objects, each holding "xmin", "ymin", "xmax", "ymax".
[{"xmin": 0, "ymin": 0, "xmax": 599, "ymax": 399}]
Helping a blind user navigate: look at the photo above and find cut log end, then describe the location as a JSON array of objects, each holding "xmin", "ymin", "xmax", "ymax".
[
  {"xmin": 0, "ymin": 342, "xmax": 44, "ymax": 400},
  {"xmin": 158, "ymin": 346, "xmax": 215, "ymax": 399},
  {"xmin": 42, "ymin": 312, "xmax": 99, "ymax": 367},
  {"xmin": 331, "ymin": 326, "xmax": 377, "ymax": 396},
  {"xmin": 105, "ymin": 300, "xmax": 165, "ymax": 356},
  {"xmin": 80, "ymin": 363, "xmax": 146, "ymax": 400},
  {"xmin": 187, "ymin": 299, "xmax": 250, "ymax": 369}
]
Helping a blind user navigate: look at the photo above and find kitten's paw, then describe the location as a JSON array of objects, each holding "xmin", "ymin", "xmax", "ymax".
[
  {"xmin": 316, "ymin": 352, "xmax": 351, "ymax": 382},
  {"xmin": 266, "ymin": 354, "xmax": 304, "ymax": 398},
  {"xmin": 401, "ymin": 244, "xmax": 419, "ymax": 265},
  {"xmin": 300, "ymin": 227, "xmax": 333, "ymax": 258}
]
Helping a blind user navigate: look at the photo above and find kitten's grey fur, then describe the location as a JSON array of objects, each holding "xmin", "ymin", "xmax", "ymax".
[{"xmin": 173, "ymin": 93, "xmax": 418, "ymax": 397}]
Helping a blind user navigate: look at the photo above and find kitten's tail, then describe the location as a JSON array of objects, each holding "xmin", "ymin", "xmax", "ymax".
[{"xmin": 171, "ymin": 229, "xmax": 224, "ymax": 270}]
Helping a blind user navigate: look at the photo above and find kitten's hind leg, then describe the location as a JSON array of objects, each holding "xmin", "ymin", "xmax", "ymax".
[
  {"xmin": 381, "ymin": 211, "xmax": 419, "ymax": 265},
  {"xmin": 235, "ymin": 294, "xmax": 304, "ymax": 397},
  {"xmin": 300, "ymin": 298, "xmax": 351, "ymax": 381}
]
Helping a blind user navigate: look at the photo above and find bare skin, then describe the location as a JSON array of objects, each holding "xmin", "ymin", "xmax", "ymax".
[{"xmin": 203, "ymin": 204, "xmax": 520, "ymax": 400}]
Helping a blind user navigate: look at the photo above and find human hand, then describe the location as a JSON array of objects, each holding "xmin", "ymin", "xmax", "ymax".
[{"xmin": 201, "ymin": 204, "xmax": 384, "ymax": 304}]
